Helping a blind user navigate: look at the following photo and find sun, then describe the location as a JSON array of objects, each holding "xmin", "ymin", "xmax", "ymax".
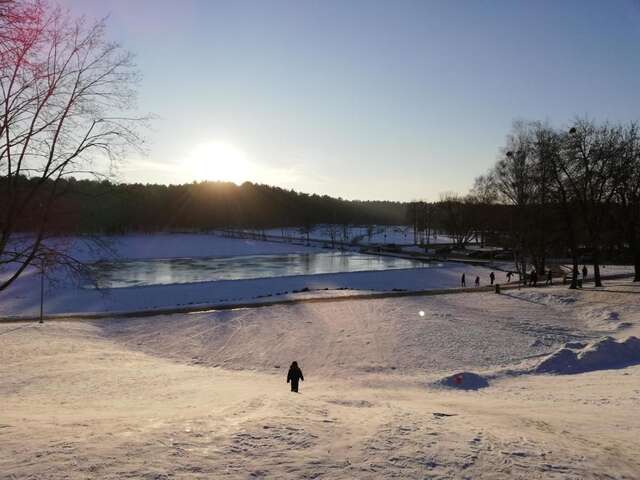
[{"xmin": 184, "ymin": 141, "xmax": 251, "ymax": 184}]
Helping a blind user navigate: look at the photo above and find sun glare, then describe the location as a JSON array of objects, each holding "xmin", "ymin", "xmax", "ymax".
[{"xmin": 184, "ymin": 141, "xmax": 251, "ymax": 184}]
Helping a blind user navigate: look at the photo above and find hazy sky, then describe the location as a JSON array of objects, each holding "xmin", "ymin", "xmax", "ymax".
[{"xmin": 61, "ymin": 0, "xmax": 640, "ymax": 201}]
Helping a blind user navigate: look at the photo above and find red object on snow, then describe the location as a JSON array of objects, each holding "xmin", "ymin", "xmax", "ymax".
[{"xmin": 454, "ymin": 374, "xmax": 463, "ymax": 385}]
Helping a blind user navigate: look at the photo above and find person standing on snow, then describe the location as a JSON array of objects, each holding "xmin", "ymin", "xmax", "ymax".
[
  {"xmin": 475, "ymin": 275, "xmax": 480, "ymax": 287},
  {"xmin": 582, "ymin": 265, "xmax": 588, "ymax": 282},
  {"xmin": 546, "ymin": 269, "xmax": 553, "ymax": 285},
  {"xmin": 287, "ymin": 361, "xmax": 304, "ymax": 393},
  {"xmin": 489, "ymin": 272, "xmax": 495, "ymax": 285},
  {"xmin": 461, "ymin": 273, "xmax": 466, "ymax": 287},
  {"xmin": 506, "ymin": 271, "xmax": 513, "ymax": 283}
]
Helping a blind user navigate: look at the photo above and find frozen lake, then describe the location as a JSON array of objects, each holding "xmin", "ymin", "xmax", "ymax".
[{"xmin": 90, "ymin": 251, "xmax": 436, "ymax": 288}]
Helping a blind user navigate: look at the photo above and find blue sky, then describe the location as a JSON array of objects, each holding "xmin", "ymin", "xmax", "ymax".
[{"xmin": 62, "ymin": 0, "xmax": 640, "ymax": 200}]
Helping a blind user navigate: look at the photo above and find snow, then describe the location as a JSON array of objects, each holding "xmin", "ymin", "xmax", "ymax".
[
  {"xmin": 66, "ymin": 232, "xmax": 322, "ymax": 261},
  {"xmin": 56, "ymin": 280, "xmax": 640, "ymax": 377},
  {"xmin": 535, "ymin": 336, "xmax": 640, "ymax": 374},
  {"xmin": 2, "ymin": 235, "xmax": 640, "ymax": 477},
  {"xmin": 505, "ymin": 290, "xmax": 578, "ymax": 306},
  {"xmin": 561, "ymin": 264, "xmax": 636, "ymax": 276},
  {"xmin": 2, "ymin": 280, "xmax": 640, "ymax": 478},
  {"xmin": 243, "ymin": 225, "xmax": 462, "ymax": 246}
]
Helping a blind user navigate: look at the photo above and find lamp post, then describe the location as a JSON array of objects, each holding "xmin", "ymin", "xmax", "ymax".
[
  {"xmin": 505, "ymin": 150, "xmax": 525, "ymax": 288},
  {"xmin": 567, "ymin": 126, "xmax": 579, "ymax": 289},
  {"xmin": 39, "ymin": 255, "xmax": 45, "ymax": 324}
]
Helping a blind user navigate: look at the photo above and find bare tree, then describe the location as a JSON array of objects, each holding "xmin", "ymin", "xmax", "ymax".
[
  {"xmin": 436, "ymin": 193, "xmax": 476, "ymax": 248},
  {"xmin": 539, "ymin": 125, "xmax": 582, "ymax": 289},
  {"xmin": 323, "ymin": 223, "xmax": 338, "ymax": 248},
  {"xmin": 469, "ymin": 175, "xmax": 499, "ymax": 247},
  {"xmin": 488, "ymin": 122, "xmax": 536, "ymax": 277},
  {"xmin": 0, "ymin": 0, "xmax": 145, "ymax": 291},
  {"xmin": 406, "ymin": 201, "xmax": 431, "ymax": 245},
  {"xmin": 340, "ymin": 222, "xmax": 350, "ymax": 246},
  {"xmin": 613, "ymin": 123, "xmax": 640, "ymax": 281},
  {"xmin": 562, "ymin": 120, "xmax": 623, "ymax": 287},
  {"xmin": 476, "ymin": 118, "xmax": 638, "ymax": 289},
  {"xmin": 486, "ymin": 121, "xmax": 565, "ymax": 277}
]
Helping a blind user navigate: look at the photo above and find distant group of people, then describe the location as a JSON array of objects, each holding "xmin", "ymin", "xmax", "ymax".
[
  {"xmin": 459, "ymin": 265, "xmax": 600, "ymax": 290},
  {"xmin": 560, "ymin": 265, "xmax": 591, "ymax": 286},
  {"xmin": 522, "ymin": 269, "xmax": 553, "ymax": 286},
  {"xmin": 460, "ymin": 271, "xmax": 507, "ymax": 288},
  {"xmin": 460, "ymin": 273, "xmax": 480, "ymax": 287},
  {"xmin": 460, "ymin": 268, "xmax": 561, "ymax": 288}
]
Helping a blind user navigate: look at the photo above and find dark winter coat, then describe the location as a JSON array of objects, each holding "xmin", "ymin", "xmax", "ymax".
[{"xmin": 287, "ymin": 363, "xmax": 304, "ymax": 392}]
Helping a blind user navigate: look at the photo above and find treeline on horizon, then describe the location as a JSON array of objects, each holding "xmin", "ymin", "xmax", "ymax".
[{"xmin": 1, "ymin": 178, "xmax": 408, "ymax": 233}]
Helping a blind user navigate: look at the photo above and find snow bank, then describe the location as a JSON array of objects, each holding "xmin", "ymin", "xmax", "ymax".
[
  {"xmin": 561, "ymin": 264, "xmax": 636, "ymax": 276},
  {"xmin": 434, "ymin": 372, "xmax": 489, "ymax": 390},
  {"xmin": 580, "ymin": 306, "xmax": 629, "ymax": 331},
  {"xmin": 534, "ymin": 336, "xmax": 640, "ymax": 374},
  {"xmin": 506, "ymin": 291, "xmax": 577, "ymax": 306}
]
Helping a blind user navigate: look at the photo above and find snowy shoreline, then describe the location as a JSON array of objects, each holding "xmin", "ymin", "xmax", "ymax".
[
  {"xmin": 2, "ymin": 232, "xmax": 636, "ymax": 320},
  {"xmin": 0, "ymin": 264, "xmax": 495, "ymax": 319},
  {"xmin": 2, "ymin": 271, "xmax": 636, "ymax": 322}
]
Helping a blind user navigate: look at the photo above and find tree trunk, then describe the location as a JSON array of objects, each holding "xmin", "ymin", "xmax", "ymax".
[
  {"xmin": 570, "ymin": 256, "xmax": 579, "ymax": 290},
  {"xmin": 630, "ymin": 231, "xmax": 640, "ymax": 282},
  {"xmin": 567, "ymin": 228, "xmax": 579, "ymax": 290},
  {"xmin": 592, "ymin": 247, "xmax": 603, "ymax": 287}
]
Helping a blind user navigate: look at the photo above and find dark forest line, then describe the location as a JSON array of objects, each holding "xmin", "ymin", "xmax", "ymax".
[{"xmin": 2, "ymin": 177, "xmax": 409, "ymax": 233}]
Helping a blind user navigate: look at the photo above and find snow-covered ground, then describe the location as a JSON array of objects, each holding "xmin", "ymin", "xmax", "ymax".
[
  {"xmin": 484, "ymin": 260, "xmax": 636, "ymax": 276},
  {"xmin": 238, "ymin": 225, "xmax": 462, "ymax": 246},
  {"xmin": 560, "ymin": 263, "xmax": 636, "ymax": 276},
  {"xmin": 2, "ymin": 281, "xmax": 639, "ymax": 478},
  {"xmin": 62, "ymin": 233, "xmax": 323, "ymax": 262}
]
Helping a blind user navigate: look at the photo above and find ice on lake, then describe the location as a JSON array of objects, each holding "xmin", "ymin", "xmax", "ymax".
[{"xmin": 90, "ymin": 251, "xmax": 441, "ymax": 288}]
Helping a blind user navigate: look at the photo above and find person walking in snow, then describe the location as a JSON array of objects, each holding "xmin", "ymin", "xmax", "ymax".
[
  {"xmin": 582, "ymin": 265, "xmax": 588, "ymax": 282},
  {"xmin": 530, "ymin": 270, "xmax": 538, "ymax": 287},
  {"xmin": 546, "ymin": 269, "xmax": 553, "ymax": 286},
  {"xmin": 489, "ymin": 271, "xmax": 495, "ymax": 285},
  {"xmin": 506, "ymin": 271, "xmax": 513, "ymax": 283},
  {"xmin": 475, "ymin": 275, "xmax": 480, "ymax": 287},
  {"xmin": 287, "ymin": 361, "xmax": 304, "ymax": 393},
  {"xmin": 461, "ymin": 273, "xmax": 466, "ymax": 287}
]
